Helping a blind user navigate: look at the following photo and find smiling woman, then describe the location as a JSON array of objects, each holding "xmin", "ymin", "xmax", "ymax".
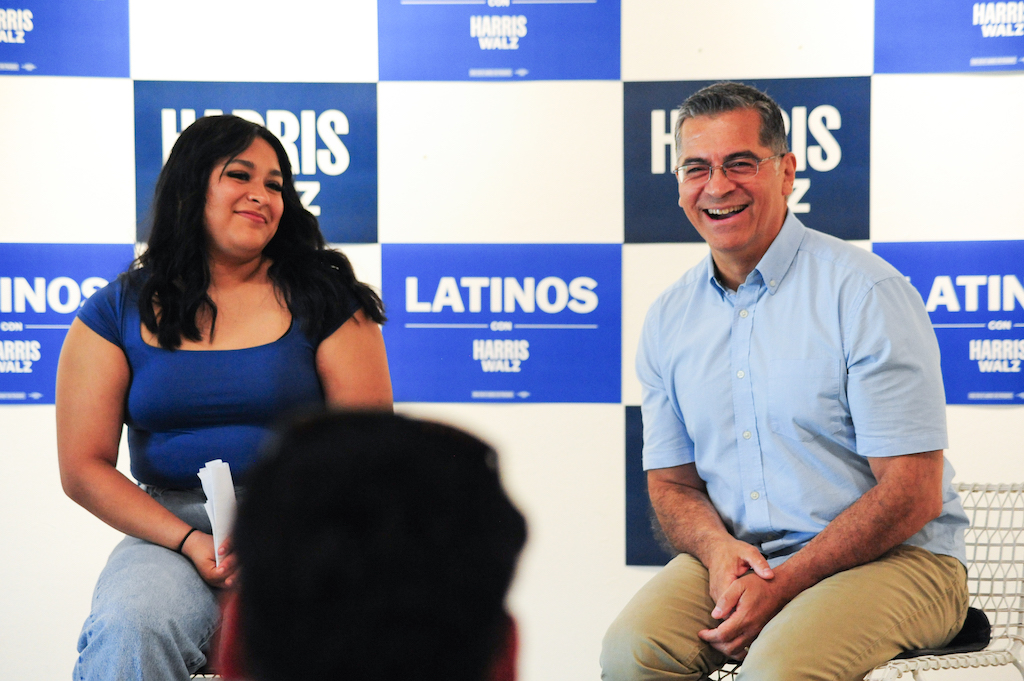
[
  {"xmin": 202, "ymin": 137, "xmax": 285, "ymax": 267},
  {"xmin": 55, "ymin": 115, "xmax": 393, "ymax": 681}
]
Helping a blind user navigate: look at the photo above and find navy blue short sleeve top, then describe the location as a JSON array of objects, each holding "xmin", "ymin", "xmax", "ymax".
[{"xmin": 76, "ymin": 274, "xmax": 357, "ymax": 489}]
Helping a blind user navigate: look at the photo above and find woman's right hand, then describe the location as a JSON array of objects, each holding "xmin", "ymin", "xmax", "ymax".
[{"xmin": 182, "ymin": 530, "xmax": 239, "ymax": 588}]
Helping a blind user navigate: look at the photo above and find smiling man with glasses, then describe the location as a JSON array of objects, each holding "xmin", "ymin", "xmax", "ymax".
[{"xmin": 601, "ymin": 82, "xmax": 970, "ymax": 681}]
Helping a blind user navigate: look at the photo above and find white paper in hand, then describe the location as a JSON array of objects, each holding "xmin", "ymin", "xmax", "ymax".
[{"xmin": 197, "ymin": 459, "xmax": 237, "ymax": 567}]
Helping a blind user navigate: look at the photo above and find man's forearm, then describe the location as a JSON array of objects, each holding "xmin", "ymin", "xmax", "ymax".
[
  {"xmin": 771, "ymin": 450, "xmax": 945, "ymax": 600},
  {"xmin": 648, "ymin": 465, "xmax": 776, "ymax": 610},
  {"xmin": 649, "ymin": 478, "xmax": 732, "ymax": 565}
]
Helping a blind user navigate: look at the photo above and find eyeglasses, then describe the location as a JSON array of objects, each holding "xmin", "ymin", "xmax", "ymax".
[{"xmin": 672, "ymin": 154, "xmax": 784, "ymax": 185}]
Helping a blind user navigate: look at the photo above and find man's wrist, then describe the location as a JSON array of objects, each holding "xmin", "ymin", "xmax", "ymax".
[
  {"xmin": 768, "ymin": 558, "xmax": 815, "ymax": 602},
  {"xmin": 696, "ymin": 534, "xmax": 737, "ymax": 570}
]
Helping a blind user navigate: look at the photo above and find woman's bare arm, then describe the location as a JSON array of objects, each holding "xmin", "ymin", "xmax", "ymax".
[
  {"xmin": 56, "ymin": 319, "xmax": 236, "ymax": 586},
  {"xmin": 315, "ymin": 309, "xmax": 394, "ymax": 411}
]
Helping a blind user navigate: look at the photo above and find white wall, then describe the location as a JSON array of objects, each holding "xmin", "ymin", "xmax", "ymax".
[{"xmin": 1, "ymin": 1, "xmax": 1022, "ymax": 679}]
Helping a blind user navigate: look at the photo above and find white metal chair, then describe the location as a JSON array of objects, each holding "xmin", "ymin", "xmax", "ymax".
[
  {"xmin": 711, "ymin": 661, "xmax": 740, "ymax": 680},
  {"xmin": 190, "ymin": 665, "xmax": 219, "ymax": 679},
  {"xmin": 709, "ymin": 483, "xmax": 1024, "ymax": 681},
  {"xmin": 865, "ymin": 482, "xmax": 1024, "ymax": 680}
]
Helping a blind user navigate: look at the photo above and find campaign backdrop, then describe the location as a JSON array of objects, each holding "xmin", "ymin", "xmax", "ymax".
[
  {"xmin": 624, "ymin": 77, "xmax": 871, "ymax": 244},
  {"xmin": 873, "ymin": 240, "xmax": 1024, "ymax": 405},
  {"xmin": 876, "ymin": 0, "xmax": 1024, "ymax": 73},
  {"xmin": 5, "ymin": 4, "xmax": 1024, "ymax": 679},
  {"xmin": 382, "ymin": 244, "xmax": 621, "ymax": 402},
  {"xmin": 625, "ymin": 406, "xmax": 674, "ymax": 566},
  {"xmin": 0, "ymin": 0, "xmax": 128, "ymax": 77},
  {"xmin": 377, "ymin": 0, "xmax": 620, "ymax": 81},
  {"xmin": 133, "ymin": 81, "xmax": 378, "ymax": 244},
  {"xmin": 0, "ymin": 243, "xmax": 134, "ymax": 405}
]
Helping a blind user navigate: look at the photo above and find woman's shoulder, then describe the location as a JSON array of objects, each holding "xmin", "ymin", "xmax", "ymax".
[
  {"xmin": 77, "ymin": 271, "xmax": 143, "ymax": 347},
  {"xmin": 275, "ymin": 252, "xmax": 356, "ymax": 342}
]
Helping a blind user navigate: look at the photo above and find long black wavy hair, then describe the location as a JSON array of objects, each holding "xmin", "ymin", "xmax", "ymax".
[{"xmin": 134, "ymin": 114, "xmax": 385, "ymax": 349}]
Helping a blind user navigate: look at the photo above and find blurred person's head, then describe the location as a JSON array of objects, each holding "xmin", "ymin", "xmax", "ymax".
[{"xmin": 219, "ymin": 411, "xmax": 527, "ymax": 681}]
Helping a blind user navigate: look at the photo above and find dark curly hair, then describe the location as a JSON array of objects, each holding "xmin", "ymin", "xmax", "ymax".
[
  {"xmin": 233, "ymin": 412, "xmax": 527, "ymax": 681},
  {"xmin": 134, "ymin": 114, "xmax": 384, "ymax": 349}
]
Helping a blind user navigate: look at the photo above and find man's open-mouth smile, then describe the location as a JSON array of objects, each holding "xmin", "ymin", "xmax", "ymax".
[{"xmin": 704, "ymin": 205, "xmax": 749, "ymax": 220}]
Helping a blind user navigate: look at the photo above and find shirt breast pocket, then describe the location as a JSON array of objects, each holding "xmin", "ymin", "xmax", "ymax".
[{"xmin": 768, "ymin": 358, "xmax": 844, "ymax": 442}]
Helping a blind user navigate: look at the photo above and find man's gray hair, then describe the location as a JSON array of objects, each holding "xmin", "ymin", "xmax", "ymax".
[{"xmin": 674, "ymin": 82, "xmax": 789, "ymax": 158}]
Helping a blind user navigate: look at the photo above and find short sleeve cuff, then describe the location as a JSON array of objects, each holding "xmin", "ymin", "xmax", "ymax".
[
  {"xmin": 642, "ymin": 446, "xmax": 695, "ymax": 471},
  {"xmin": 76, "ymin": 278, "xmax": 125, "ymax": 350},
  {"xmin": 856, "ymin": 432, "xmax": 949, "ymax": 458}
]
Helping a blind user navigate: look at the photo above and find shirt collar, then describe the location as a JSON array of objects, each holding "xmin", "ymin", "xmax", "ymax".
[
  {"xmin": 705, "ymin": 253, "xmax": 728, "ymax": 297},
  {"xmin": 704, "ymin": 212, "xmax": 806, "ymax": 297},
  {"xmin": 753, "ymin": 211, "xmax": 805, "ymax": 296}
]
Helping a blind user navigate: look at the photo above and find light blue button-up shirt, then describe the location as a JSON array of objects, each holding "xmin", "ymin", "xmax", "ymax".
[{"xmin": 638, "ymin": 214, "xmax": 967, "ymax": 566}]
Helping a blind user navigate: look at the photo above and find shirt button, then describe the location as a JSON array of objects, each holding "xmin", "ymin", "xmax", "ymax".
[
  {"xmin": 750, "ymin": 491, "xmax": 760, "ymax": 500},
  {"xmin": 769, "ymin": 279, "xmax": 777, "ymax": 287},
  {"xmin": 742, "ymin": 430, "xmax": 752, "ymax": 440},
  {"xmin": 739, "ymin": 309, "xmax": 749, "ymax": 318},
  {"xmin": 736, "ymin": 370, "xmax": 745, "ymax": 379}
]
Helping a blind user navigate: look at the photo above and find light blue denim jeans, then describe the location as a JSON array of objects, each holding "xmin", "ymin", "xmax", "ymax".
[{"xmin": 74, "ymin": 487, "xmax": 220, "ymax": 681}]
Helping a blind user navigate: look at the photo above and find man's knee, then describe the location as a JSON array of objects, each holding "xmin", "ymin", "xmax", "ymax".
[
  {"xmin": 601, "ymin": 561, "xmax": 724, "ymax": 681},
  {"xmin": 601, "ymin": 613, "xmax": 708, "ymax": 681},
  {"xmin": 600, "ymin": 612, "xmax": 644, "ymax": 680},
  {"xmin": 736, "ymin": 548, "xmax": 968, "ymax": 681}
]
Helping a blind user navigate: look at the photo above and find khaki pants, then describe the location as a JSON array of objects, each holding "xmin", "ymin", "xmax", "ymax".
[{"xmin": 601, "ymin": 545, "xmax": 967, "ymax": 681}]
